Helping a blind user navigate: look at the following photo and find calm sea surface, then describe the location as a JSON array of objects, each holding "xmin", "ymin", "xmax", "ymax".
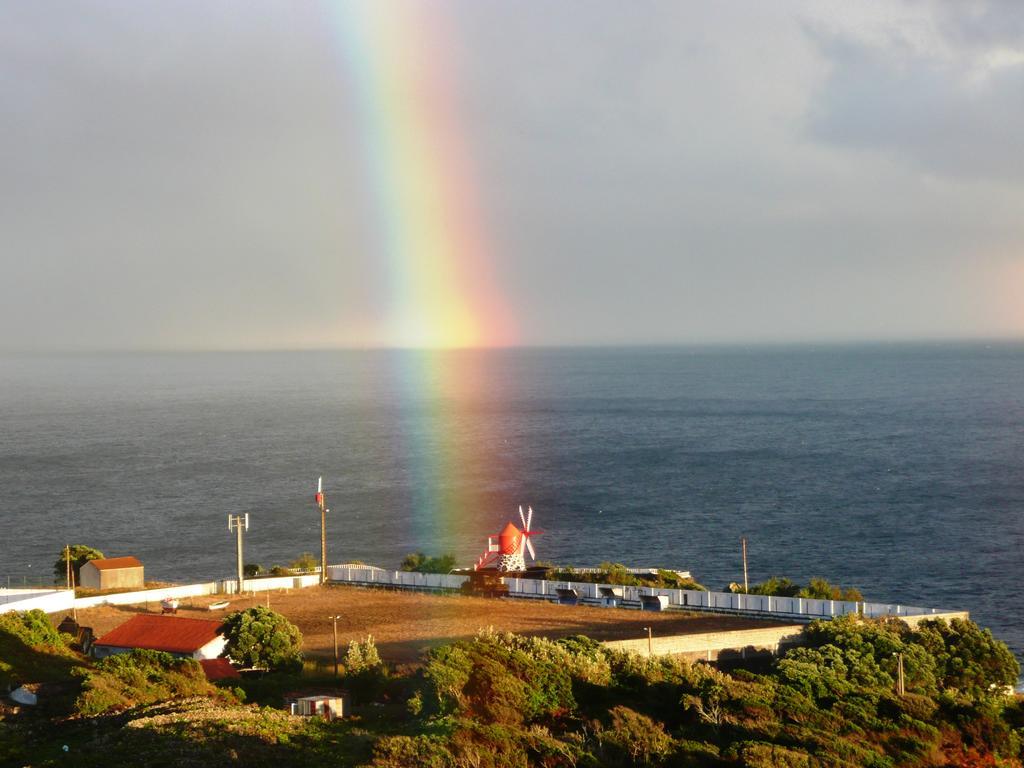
[{"xmin": 2, "ymin": 345, "xmax": 1023, "ymax": 663}]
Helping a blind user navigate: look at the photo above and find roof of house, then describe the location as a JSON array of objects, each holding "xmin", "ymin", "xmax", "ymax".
[
  {"xmin": 199, "ymin": 658, "xmax": 240, "ymax": 681},
  {"xmin": 88, "ymin": 556, "xmax": 144, "ymax": 571},
  {"xmin": 94, "ymin": 614, "xmax": 223, "ymax": 654}
]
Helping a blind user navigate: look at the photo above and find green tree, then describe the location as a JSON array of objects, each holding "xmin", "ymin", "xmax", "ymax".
[
  {"xmin": 53, "ymin": 544, "xmax": 104, "ymax": 585},
  {"xmin": 912, "ymin": 618, "xmax": 1020, "ymax": 698},
  {"xmin": 243, "ymin": 563, "xmax": 264, "ymax": 578},
  {"xmin": 220, "ymin": 606, "xmax": 302, "ymax": 672},
  {"xmin": 289, "ymin": 552, "xmax": 318, "ymax": 572},
  {"xmin": 399, "ymin": 552, "xmax": 457, "ymax": 574},
  {"xmin": 799, "ymin": 577, "xmax": 863, "ymax": 602},
  {"xmin": 746, "ymin": 576, "xmax": 801, "ymax": 597}
]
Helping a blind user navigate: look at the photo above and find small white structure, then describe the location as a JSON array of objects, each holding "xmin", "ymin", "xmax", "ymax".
[
  {"xmin": 92, "ymin": 614, "xmax": 226, "ymax": 660},
  {"xmin": 290, "ymin": 694, "xmax": 348, "ymax": 720}
]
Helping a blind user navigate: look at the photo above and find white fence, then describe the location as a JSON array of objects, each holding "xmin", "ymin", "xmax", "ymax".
[
  {"xmin": 325, "ymin": 567, "xmax": 952, "ymax": 623},
  {"xmin": 0, "ymin": 574, "xmax": 324, "ymax": 615},
  {"xmin": 0, "ymin": 588, "xmax": 75, "ymax": 615},
  {"xmin": 71, "ymin": 574, "xmax": 324, "ymax": 609},
  {"xmin": 327, "ymin": 565, "xmax": 468, "ymax": 591},
  {"xmin": 504, "ymin": 578, "xmax": 948, "ymax": 620}
]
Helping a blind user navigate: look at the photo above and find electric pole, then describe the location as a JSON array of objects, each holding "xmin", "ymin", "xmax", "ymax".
[
  {"xmin": 741, "ymin": 537, "xmax": 749, "ymax": 592},
  {"xmin": 329, "ymin": 614, "xmax": 342, "ymax": 676},
  {"xmin": 65, "ymin": 544, "xmax": 71, "ymax": 591},
  {"xmin": 228, "ymin": 513, "xmax": 249, "ymax": 594},
  {"xmin": 316, "ymin": 477, "xmax": 328, "ymax": 585}
]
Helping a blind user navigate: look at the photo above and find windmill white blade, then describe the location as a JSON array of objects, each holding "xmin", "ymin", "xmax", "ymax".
[
  {"xmin": 526, "ymin": 506, "xmax": 533, "ymax": 532},
  {"xmin": 518, "ymin": 505, "xmax": 527, "ymax": 530},
  {"xmin": 526, "ymin": 538, "xmax": 536, "ymax": 560},
  {"xmin": 318, "ymin": 476, "xmax": 322, "ymax": 493}
]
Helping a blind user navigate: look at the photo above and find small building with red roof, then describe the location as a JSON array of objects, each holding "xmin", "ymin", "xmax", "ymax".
[
  {"xmin": 80, "ymin": 556, "xmax": 144, "ymax": 590},
  {"xmin": 92, "ymin": 614, "xmax": 226, "ymax": 661}
]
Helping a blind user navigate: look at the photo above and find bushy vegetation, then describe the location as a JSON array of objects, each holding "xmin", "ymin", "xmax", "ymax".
[
  {"xmin": 221, "ymin": 606, "xmax": 303, "ymax": 672},
  {"xmin": 0, "ymin": 609, "xmax": 82, "ymax": 687},
  {"xmin": 53, "ymin": 544, "xmax": 104, "ymax": 584},
  {"xmin": 545, "ymin": 562, "xmax": 707, "ymax": 590},
  {"xmin": 290, "ymin": 553, "xmax": 320, "ymax": 572},
  {"xmin": 386, "ymin": 618, "xmax": 1022, "ymax": 767},
  {"xmin": 399, "ymin": 552, "xmax": 457, "ymax": 574},
  {"xmin": 3, "ymin": 608, "xmax": 1022, "ymax": 768},
  {"xmin": 736, "ymin": 575, "xmax": 864, "ymax": 601},
  {"xmin": 74, "ymin": 649, "xmax": 220, "ymax": 715}
]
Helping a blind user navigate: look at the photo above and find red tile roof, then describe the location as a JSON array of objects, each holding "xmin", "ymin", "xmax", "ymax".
[
  {"xmin": 94, "ymin": 614, "xmax": 223, "ymax": 654},
  {"xmin": 200, "ymin": 658, "xmax": 240, "ymax": 681},
  {"xmin": 89, "ymin": 556, "xmax": 144, "ymax": 571}
]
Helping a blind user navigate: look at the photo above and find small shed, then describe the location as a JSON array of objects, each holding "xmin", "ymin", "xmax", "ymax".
[
  {"xmin": 555, "ymin": 587, "xmax": 580, "ymax": 606},
  {"xmin": 640, "ymin": 595, "xmax": 669, "ymax": 612},
  {"xmin": 80, "ymin": 556, "xmax": 144, "ymax": 590},
  {"xmin": 289, "ymin": 694, "xmax": 349, "ymax": 721}
]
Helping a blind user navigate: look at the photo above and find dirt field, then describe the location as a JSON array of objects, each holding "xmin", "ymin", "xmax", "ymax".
[{"xmin": 68, "ymin": 584, "xmax": 787, "ymax": 664}]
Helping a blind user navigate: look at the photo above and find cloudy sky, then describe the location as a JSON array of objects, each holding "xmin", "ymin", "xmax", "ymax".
[{"xmin": 2, "ymin": 0, "xmax": 1023, "ymax": 349}]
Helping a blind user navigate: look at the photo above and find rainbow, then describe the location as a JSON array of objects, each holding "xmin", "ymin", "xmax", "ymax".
[
  {"xmin": 326, "ymin": 0, "xmax": 514, "ymax": 349},
  {"xmin": 326, "ymin": 1, "xmax": 517, "ymax": 552}
]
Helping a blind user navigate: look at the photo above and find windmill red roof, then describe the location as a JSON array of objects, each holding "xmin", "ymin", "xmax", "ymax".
[
  {"xmin": 474, "ymin": 506, "xmax": 542, "ymax": 571},
  {"xmin": 94, "ymin": 614, "xmax": 223, "ymax": 654},
  {"xmin": 498, "ymin": 522, "xmax": 522, "ymax": 554}
]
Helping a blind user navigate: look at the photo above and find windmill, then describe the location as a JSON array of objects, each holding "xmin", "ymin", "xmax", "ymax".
[{"xmin": 474, "ymin": 506, "xmax": 542, "ymax": 572}]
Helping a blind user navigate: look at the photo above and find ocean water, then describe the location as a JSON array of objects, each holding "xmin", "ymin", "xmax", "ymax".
[{"xmin": 2, "ymin": 345, "xmax": 1023, "ymax": 663}]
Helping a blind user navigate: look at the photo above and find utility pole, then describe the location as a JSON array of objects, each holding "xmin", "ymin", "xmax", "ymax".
[
  {"xmin": 228, "ymin": 513, "xmax": 249, "ymax": 594},
  {"xmin": 642, "ymin": 626, "xmax": 653, "ymax": 656},
  {"xmin": 316, "ymin": 477, "xmax": 328, "ymax": 585},
  {"xmin": 330, "ymin": 614, "xmax": 342, "ymax": 676},
  {"xmin": 65, "ymin": 544, "xmax": 72, "ymax": 591},
  {"xmin": 741, "ymin": 537, "xmax": 749, "ymax": 592},
  {"xmin": 897, "ymin": 652, "xmax": 905, "ymax": 696}
]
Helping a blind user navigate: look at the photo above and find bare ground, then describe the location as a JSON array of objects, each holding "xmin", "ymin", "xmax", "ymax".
[{"xmin": 66, "ymin": 584, "xmax": 788, "ymax": 664}]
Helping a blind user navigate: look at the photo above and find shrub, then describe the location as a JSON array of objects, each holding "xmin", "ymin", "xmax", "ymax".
[
  {"xmin": 731, "ymin": 741, "xmax": 811, "ymax": 768},
  {"xmin": 0, "ymin": 608, "xmax": 63, "ymax": 647},
  {"xmin": 344, "ymin": 636, "xmax": 388, "ymax": 703},
  {"xmin": 0, "ymin": 609, "xmax": 82, "ymax": 688},
  {"xmin": 221, "ymin": 606, "xmax": 302, "ymax": 672},
  {"xmin": 745, "ymin": 576, "xmax": 801, "ymax": 597},
  {"xmin": 423, "ymin": 644, "xmax": 473, "ymax": 715},
  {"xmin": 289, "ymin": 552, "xmax": 319, "ymax": 572},
  {"xmin": 74, "ymin": 649, "xmax": 217, "ymax": 715},
  {"xmin": 799, "ymin": 577, "xmax": 863, "ymax": 602},
  {"xmin": 599, "ymin": 706, "xmax": 673, "ymax": 765},
  {"xmin": 243, "ymin": 563, "xmax": 263, "ymax": 578},
  {"xmin": 399, "ymin": 552, "xmax": 457, "ymax": 574},
  {"xmin": 912, "ymin": 618, "xmax": 1020, "ymax": 698}
]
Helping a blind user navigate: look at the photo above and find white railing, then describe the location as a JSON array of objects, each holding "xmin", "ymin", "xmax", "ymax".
[
  {"xmin": 326, "ymin": 565, "xmax": 468, "ymax": 591},
  {"xmin": 325, "ymin": 567, "xmax": 953, "ymax": 623}
]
